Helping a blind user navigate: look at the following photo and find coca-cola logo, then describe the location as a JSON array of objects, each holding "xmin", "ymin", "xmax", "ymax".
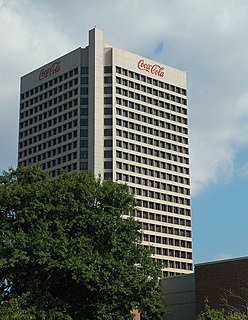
[
  {"xmin": 137, "ymin": 59, "xmax": 165, "ymax": 77},
  {"xmin": 39, "ymin": 61, "xmax": 61, "ymax": 80}
]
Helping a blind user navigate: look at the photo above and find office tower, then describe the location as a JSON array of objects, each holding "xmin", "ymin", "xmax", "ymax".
[{"xmin": 18, "ymin": 28, "xmax": 192, "ymax": 276}]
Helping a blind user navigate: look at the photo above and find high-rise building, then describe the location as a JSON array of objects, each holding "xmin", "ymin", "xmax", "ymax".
[{"xmin": 18, "ymin": 28, "xmax": 192, "ymax": 276}]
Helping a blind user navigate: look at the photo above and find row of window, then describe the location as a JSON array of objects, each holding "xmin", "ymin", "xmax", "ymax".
[
  {"xmin": 19, "ymin": 134, "xmax": 78, "ymax": 163},
  {"xmin": 115, "ymin": 160, "xmax": 190, "ymax": 186},
  {"xmin": 123, "ymin": 185, "xmax": 190, "ymax": 206},
  {"xmin": 117, "ymin": 161, "xmax": 189, "ymax": 177},
  {"xmin": 116, "ymin": 106, "xmax": 187, "ymax": 124},
  {"xmin": 116, "ymin": 66, "xmax": 187, "ymax": 96},
  {"xmin": 116, "ymin": 150, "xmax": 189, "ymax": 167},
  {"xmin": 117, "ymin": 150, "xmax": 189, "ymax": 166},
  {"xmin": 133, "ymin": 210, "xmax": 191, "ymax": 225},
  {"xmin": 19, "ymin": 159, "xmax": 78, "ymax": 174},
  {"xmin": 20, "ymin": 112, "xmax": 78, "ymax": 132},
  {"xmin": 121, "ymin": 169, "xmax": 190, "ymax": 185},
  {"xmin": 116, "ymin": 111, "xmax": 187, "ymax": 132},
  {"xmin": 143, "ymin": 234, "xmax": 192, "ymax": 248},
  {"xmin": 19, "ymin": 119, "xmax": 78, "ymax": 140},
  {"xmin": 21, "ymin": 89, "xmax": 78, "ymax": 112},
  {"xmin": 22, "ymin": 151, "xmax": 77, "ymax": 164},
  {"xmin": 156, "ymin": 259, "xmax": 193, "ymax": 271},
  {"xmin": 130, "ymin": 184, "xmax": 190, "ymax": 197},
  {"xmin": 162, "ymin": 271, "xmax": 180, "ymax": 277},
  {"xmin": 116, "ymin": 140, "xmax": 189, "ymax": 160},
  {"xmin": 117, "ymin": 96, "xmax": 187, "ymax": 116},
  {"xmin": 116, "ymin": 85, "xmax": 187, "ymax": 106},
  {"xmin": 20, "ymin": 68, "xmax": 79, "ymax": 100},
  {"xmin": 145, "ymin": 256, "xmax": 193, "ymax": 274},
  {"xmin": 116, "ymin": 76, "xmax": 186, "ymax": 97},
  {"xmin": 20, "ymin": 98, "xmax": 78, "ymax": 121},
  {"xmin": 152, "ymin": 247, "xmax": 192, "ymax": 260},
  {"xmin": 142, "ymin": 223, "xmax": 191, "ymax": 238},
  {"xmin": 116, "ymin": 96, "xmax": 187, "ymax": 116},
  {"xmin": 137, "ymin": 195, "xmax": 190, "ymax": 207},
  {"xmin": 116, "ymin": 129, "xmax": 189, "ymax": 148},
  {"xmin": 19, "ymin": 140, "xmax": 78, "ymax": 159},
  {"xmin": 116, "ymin": 117, "xmax": 188, "ymax": 135},
  {"xmin": 21, "ymin": 81, "xmax": 78, "ymax": 109}
]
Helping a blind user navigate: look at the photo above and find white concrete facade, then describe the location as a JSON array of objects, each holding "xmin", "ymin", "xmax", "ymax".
[{"xmin": 18, "ymin": 28, "xmax": 193, "ymax": 276}]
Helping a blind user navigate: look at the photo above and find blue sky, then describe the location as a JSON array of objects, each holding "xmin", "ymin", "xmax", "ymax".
[
  {"xmin": 193, "ymin": 168, "xmax": 248, "ymax": 263},
  {"xmin": 1, "ymin": 0, "xmax": 248, "ymax": 265}
]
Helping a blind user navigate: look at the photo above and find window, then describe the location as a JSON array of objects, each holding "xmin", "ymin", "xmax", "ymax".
[
  {"xmin": 81, "ymin": 67, "xmax": 88, "ymax": 74},
  {"xmin": 81, "ymin": 98, "xmax": 88, "ymax": 105},
  {"xmin": 104, "ymin": 97, "xmax": 112, "ymax": 104},
  {"xmin": 80, "ymin": 129, "xmax": 88, "ymax": 137},
  {"xmin": 81, "ymin": 77, "xmax": 88, "ymax": 84},
  {"xmin": 80, "ymin": 162, "xmax": 88, "ymax": 170},
  {"xmin": 104, "ymin": 140, "xmax": 112, "ymax": 147},
  {"xmin": 104, "ymin": 150, "xmax": 113, "ymax": 158},
  {"xmin": 80, "ymin": 119, "xmax": 88, "ymax": 126},
  {"xmin": 104, "ymin": 66, "xmax": 112, "ymax": 73},
  {"xmin": 104, "ymin": 172, "xmax": 113, "ymax": 180},
  {"xmin": 104, "ymin": 129, "xmax": 112, "ymax": 136},
  {"xmin": 104, "ymin": 76, "xmax": 112, "ymax": 84},
  {"xmin": 104, "ymin": 161, "xmax": 113, "ymax": 169},
  {"xmin": 150, "ymin": 235, "xmax": 155, "ymax": 243},
  {"xmin": 143, "ymin": 234, "xmax": 149, "ymax": 242},
  {"xmin": 103, "ymin": 106, "xmax": 113, "ymax": 116},
  {"xmin": 116, "ymin": 66, "xmax": 121, "ymax": 74},
  {"xmin": 156, "ymin": 248, "xmax": 162, "ymax": 255},
  {"xmin": 156, "ymin": 236, "xmax": 161, "ymax": 243},
  {"xmin": 104, "ymin": 118, "xmax": 112, "ymax": 125},
  {"xmin": 104, "ymin": 87, "xmax": 112, "ymax": 94}
]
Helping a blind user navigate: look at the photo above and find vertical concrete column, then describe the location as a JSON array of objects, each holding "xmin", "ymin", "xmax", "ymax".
[{"xmin": 88, "ymin": 28, "xmax": 104, "ymax": 176}]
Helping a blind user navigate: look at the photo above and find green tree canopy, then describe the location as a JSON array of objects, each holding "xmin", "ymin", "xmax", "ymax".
[
  {"xmin": 0, "ymin": 166, "xmax": 164, "ymax": 320},
  {"xmin": 197, "ymin": 300, "xmax": 247, "ymax": 320}
]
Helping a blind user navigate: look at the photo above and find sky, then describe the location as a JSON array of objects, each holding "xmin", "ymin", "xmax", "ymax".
[{"xmin": 1, "ymin": 0, "xmax": 248, "ymax": 265}]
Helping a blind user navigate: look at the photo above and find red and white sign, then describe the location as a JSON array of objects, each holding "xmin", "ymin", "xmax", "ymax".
[
  {"xmin": 137, "ymin": 59, "xmax": 165, "ymax": 77},
  {"xmin": 39, "ymin": 61, "xmax": 61, "ymax": 80}
]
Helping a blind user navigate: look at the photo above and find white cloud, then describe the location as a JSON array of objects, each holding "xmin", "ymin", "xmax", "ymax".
[
  {"xmin": 1, "ymin": 0, "xmax": 248, "ymax": 201},
  {"xmin": 212, "ymin": 254, "xmax": 235, "ymax": 262},
  {"xmin": 0, "ymin": 0, "xmax": 74, "ymax": 170}
]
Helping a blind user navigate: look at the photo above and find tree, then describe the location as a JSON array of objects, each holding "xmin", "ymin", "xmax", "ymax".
[
  {"xmin": 0, "ymin": 166, "xmax": 164, "ymax": 320},
  {"xmin": 0, "ymin": 294, "xmax": 36, "ymax": 319},
  {"xmin": 197, "ymin": 300, "xmax": 247, "ymax": 320},
  {"xmin": 221, "ymin": 285, "xmax": 248, "ymax": 317}
]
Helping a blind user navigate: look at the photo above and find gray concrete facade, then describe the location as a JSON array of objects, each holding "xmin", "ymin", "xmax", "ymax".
[{"xmin": 161, "ymin": 273, "xmax": 196, "ymax": 320}]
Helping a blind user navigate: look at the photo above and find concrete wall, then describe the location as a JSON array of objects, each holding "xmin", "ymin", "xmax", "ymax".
[{"xmin": 161, "ymin": 273, "xmax": 196, "ymax": 320}]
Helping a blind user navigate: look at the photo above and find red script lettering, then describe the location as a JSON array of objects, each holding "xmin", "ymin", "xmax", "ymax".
[
  {"xmin": 137, "ymin": 59, "xmax": 165, "ymax": 77},
  {"xmin": 39, "ymin": 61, "xmax": 61, "ymax": 80}
]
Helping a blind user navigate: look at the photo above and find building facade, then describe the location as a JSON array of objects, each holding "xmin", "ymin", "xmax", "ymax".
[
  {"xmin": 18, "ymin": 28, "xmax": 192, "ymax": 276},
  {"xmin": 195, "ymin": 257, "xmax": 248, "ymax": 315},
  {"xmin": 161, "ymin": 256, "xmax": 248, "ymax": 319},
  {"xmin": 161, "ymin": 273, "xmax": 196, "ymax": 320}
]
